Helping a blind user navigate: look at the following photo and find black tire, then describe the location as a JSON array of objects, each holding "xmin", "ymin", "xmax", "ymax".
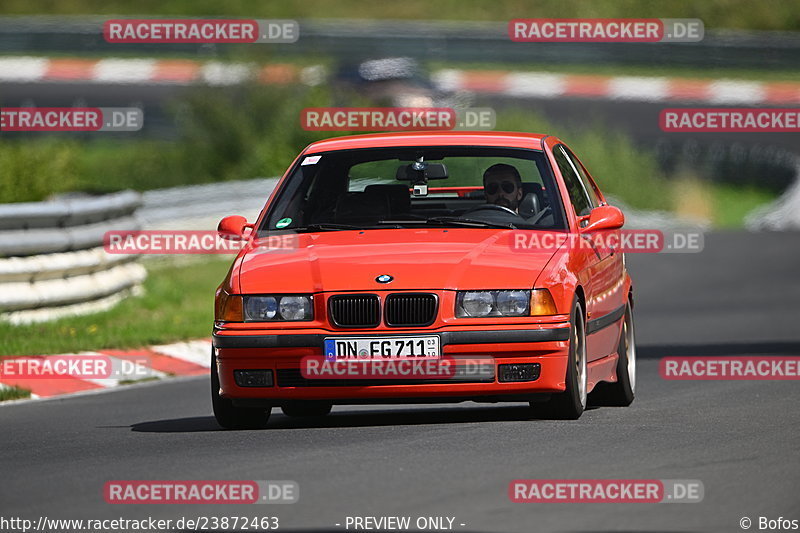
[
  {"xmin": 537, "ymin": 300, "xmax": 587, "ymax": 420},
  {"xmin": 590, "ymin": 302, "xmax": 636, "ymax": 407},
  {"xmin": 211, "ymin": 349, "xmax": 271, "ymax": 430},
  {"xmin": 281, "ymin": 401, "xmax": 333, "ymax": 418}
]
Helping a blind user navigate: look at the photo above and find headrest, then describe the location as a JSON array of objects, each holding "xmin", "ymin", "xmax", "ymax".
[
  {"xmin": 364, "ymin": 184, "xmax": 411, "ymax": 214},
  {"xmin": 334, "ymin": 191, "xmax": 389, "ymax": 222},
  {"xmin": 519, "ymin": 193, "xmax": 541, "ymax": 219}
]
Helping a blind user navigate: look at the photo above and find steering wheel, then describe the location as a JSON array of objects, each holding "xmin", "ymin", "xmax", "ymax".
[
  {"xmin": 463, "ymin": 204, "xmax": 519, "ymax": 217},
  {"xmin": 526, "ymin": 205, "xmax": 552, "ymax": 225}
]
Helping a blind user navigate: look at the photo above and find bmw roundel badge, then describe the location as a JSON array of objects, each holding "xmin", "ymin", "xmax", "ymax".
[{"xmin": 376, "ymin": 274, "xmax": 393, "ymax": 283}]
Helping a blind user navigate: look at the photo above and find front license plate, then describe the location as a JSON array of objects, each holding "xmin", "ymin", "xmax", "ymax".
[{"xmin": 324, "ymin": 336, "xmax": 440, "ymax": 360}]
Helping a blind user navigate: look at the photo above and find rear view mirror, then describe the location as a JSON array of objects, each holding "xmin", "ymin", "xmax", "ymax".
[
  {"xmin": 580, "ymin": 205, "xmax": 624, "ymax": 232},
  {"xmin": 395, "ymin": 162, "xmax": 448, "ymax": 181},
  {"xmin": 218, "ymin": 215, "xmax": 252, "ymax": 240}
]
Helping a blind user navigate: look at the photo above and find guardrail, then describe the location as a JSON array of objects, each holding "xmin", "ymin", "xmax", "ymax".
[
  {"xmin": 0, "ymin": 191, "xmax": 146, "ymax": 324},
  {"xmin": 746, "ymin": 158, "xmax": 800, "ymax": 231},
  {"xmin": 0, "ymin": 17, "xmax": 798, "ymax": 70}
]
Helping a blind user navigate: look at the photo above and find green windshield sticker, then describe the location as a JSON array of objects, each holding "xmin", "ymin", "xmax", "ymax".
[{"xmin": 276, "ymin": 218, "xmax": 292, "ymax": 229}]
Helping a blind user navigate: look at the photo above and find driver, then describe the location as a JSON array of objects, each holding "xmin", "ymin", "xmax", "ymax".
[{"xmin": 483, "ymin": 164, "xmax": 523, "ymax": 213}]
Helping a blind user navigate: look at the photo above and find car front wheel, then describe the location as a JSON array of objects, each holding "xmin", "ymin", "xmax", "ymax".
[
  {"xmin": 211, "ymin": 349, "xmax": 271, "ymax": 430},
  {"xmin": 590, "ymin": 301, "xmax": 636, "ymax": 407},
  {"xmin": 537, "ymin": 300, "xmax": 587, "ymax": 419}
]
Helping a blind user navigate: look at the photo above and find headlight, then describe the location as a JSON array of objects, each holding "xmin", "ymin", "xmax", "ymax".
[
  {"xmin": 456, "ymin": 290, "xmax": 531, "ymax": 317},
  {"xmin": 460, "ymin": 291, "xmax": 494, "ymax": 317},
  {"xmin": 496, "ymin": 290, "xmax": 530, "ymax": 315},
  {"xmin": 278, "ymin": 296, "xmax": 312, "ymax": 321},
  {"xmin": 243, "ymin": 295, "xmax": 313, "ymax": 321},
  {"xmin": 245, "ymin": 296, "xmax": 278, "ymax": 320}
]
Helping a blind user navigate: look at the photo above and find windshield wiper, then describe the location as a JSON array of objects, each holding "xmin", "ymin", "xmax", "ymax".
[
  {"xmin": 425, "ymin": 216, "xmax": 517, "ymax": 229},
  {"xmin": 288, "ymin": 222, "xmax": 409, "ymax": 232},
  {"xmin": 376, "ymin": 219, "xmax": 427, "ymax": 225},
  {"xmin": 287, "ymin": 223, "xmax": 363, "ymax": 232},
  {"xmin": 289, "ymin": 219, "xmax": 516, "ymax": 232}
]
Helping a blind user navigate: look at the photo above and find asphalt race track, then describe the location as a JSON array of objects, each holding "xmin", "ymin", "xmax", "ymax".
[{"xmin": 1, "ymin": 231, "xmax": 799, "ymax": 533}]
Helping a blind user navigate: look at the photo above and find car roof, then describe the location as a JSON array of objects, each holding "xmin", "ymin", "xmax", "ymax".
[{"xmin": 303, "ymin": 131, "xmax": 548, "ymax": 154}]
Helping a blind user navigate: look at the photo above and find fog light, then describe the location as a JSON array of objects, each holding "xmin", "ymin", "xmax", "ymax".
[
  {"xmin": 234, "ymin": 369, "xmax": 274, "ymax": 387},
  {"xmin": 498, "ymin": 363, "xmax": 541, "ymax": 382}
]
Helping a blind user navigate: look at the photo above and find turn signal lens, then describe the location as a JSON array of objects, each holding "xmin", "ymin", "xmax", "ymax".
[
  {"xmin": 530, "ymin": 289, "xmax": 558, "ymax": 315},
  {"xmin": 215, "ymin": 288, "xmax": 243, "ymax": 322}
]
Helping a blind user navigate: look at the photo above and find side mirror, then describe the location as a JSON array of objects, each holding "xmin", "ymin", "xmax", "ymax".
[
  {"xmin": 581, "ymin": 205, "xmax": 624, "ymax": 233},
  {"xmin": 218, "ymin": 215, "xmax": 252, "ymax": 240}
]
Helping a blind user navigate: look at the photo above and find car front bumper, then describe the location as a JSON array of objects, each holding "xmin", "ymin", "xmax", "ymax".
[{"xmin": 213, "ymin": 324, "xmax": 571, "ymax": 404}]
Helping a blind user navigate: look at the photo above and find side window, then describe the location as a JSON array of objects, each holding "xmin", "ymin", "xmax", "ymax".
[
  {"xmin": 553, "ymin": 145, "xmax": 592, "ymax": 217},
  {"xmin": 563, "ymin": 146, "xmax": 601, "ymax": 207}
]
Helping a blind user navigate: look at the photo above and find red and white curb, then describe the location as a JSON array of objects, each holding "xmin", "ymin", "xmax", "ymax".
[
  {"xmin": 0, "ymin": 339, "xmax": 211, "ymax": 400},
  {"xmin": 0, "ymin": 56, "xmax": 323, "ymax": 86},
  {"xmin": 433, "ymin": 69, "xmax": 800, "ymax": 105},
  {"xmin": 1, "ymin": 56, "xmax": 798, "ymax": 105}
]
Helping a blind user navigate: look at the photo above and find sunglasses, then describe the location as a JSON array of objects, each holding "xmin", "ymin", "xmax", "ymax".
[{"xmin": 485, "ymin": 180, "xmax": 518, "ymax": 195}]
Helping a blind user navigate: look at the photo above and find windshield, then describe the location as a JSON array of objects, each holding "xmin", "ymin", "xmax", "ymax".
[{"xmin": 261, "ymin": 146, "xmax": 567, "ymax": 233}]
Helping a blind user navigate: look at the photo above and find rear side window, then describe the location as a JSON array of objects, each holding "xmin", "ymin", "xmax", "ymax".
[
  {"xmin": 562, "ymin": 146, "xmax": 601, "ymax": 207},
  {"xmin": 553, "ymin": 145, "xmax": 592, "ymax": 217}
]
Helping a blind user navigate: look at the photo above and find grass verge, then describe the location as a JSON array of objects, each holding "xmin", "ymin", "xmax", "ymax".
[
  {"xmin": 671, "ymin": 176, "xmax": 778, "ymax": 227},
  {"xmin": 710, "ymin": 183, "xmax": 777, "ymax": 228},
  {"xmin": 0, "ymin": 258, "xmax": 231, "ymax": 357},
  {"xmin": 0, "ymin": 386, "xmax": 32, "ymax": 401}
]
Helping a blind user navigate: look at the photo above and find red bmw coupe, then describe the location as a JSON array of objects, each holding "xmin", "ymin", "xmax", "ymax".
[{"xmin": 212, "ymin": 131, "xmax": 636, "ymax": 428}]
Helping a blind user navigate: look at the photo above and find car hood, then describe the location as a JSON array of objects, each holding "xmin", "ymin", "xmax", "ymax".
[{"xmin": 237, "ymin": 229, "xmax": 561, "ymax": 293}]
